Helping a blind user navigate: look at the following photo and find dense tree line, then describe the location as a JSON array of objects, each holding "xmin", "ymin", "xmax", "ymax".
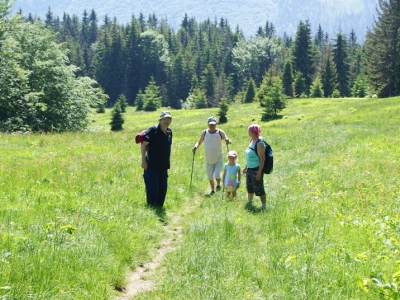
[
  {"xmin": 27, "ymin": 7, "xmax": 372, "ymax": 107},
  {"xmin": 2, "ymin": 0, "xmax": 399, "ymax": 132}
]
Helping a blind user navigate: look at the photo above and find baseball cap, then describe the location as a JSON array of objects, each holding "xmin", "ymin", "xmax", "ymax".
[
  {"xmin": 207, "ymin": 117, "xmax": 217, "ymax": 124},
  {"xmin": 159, "ymin": 111, "xmax": 172, "ymax": 120},
  {"xmin": 227, "ymin": 151, "xmax": 237, "ymax": 157}
]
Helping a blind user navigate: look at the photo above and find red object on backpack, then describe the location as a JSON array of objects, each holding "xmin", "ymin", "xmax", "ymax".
[{"xmin": 135, "ymin": 131, "xmax": 147, "ymax": 144}]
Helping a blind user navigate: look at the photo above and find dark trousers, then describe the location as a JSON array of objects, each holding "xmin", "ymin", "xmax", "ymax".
[{"xmin": 143, "ymin": 168, "xmax": 168, "ymax": 207}]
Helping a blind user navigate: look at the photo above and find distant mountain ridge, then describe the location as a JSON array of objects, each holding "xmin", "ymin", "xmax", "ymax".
[{"xmin": 12, "ymin": 0, "xmax": 378, "ymax": 41}]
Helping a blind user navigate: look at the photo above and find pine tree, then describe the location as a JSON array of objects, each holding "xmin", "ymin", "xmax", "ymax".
[
  {"xmin": 201, "ymin": 63, "xmax": 217, "ymax": 107},
  {"xmin": 143, "ymin": 77, "xmax": 162, "ymax": 111},
  {"xmin": 292, "ymin": 20, "xmax": 315, "ymax": 94},
  {"xmin": 88, "ymin": 9, "xmax": 98, "ymax": 44},
  {"xmin": 214, "ymin": 73, "xmax": 233, "ymax": 104},
  {"xmin": 294, "ymin": 73, "xmax": 306, "ymax": 98},
  {"xmin": 125, "ymin": 16, "xmax": 141, "ymax": 104},
  {"xmin": 44, "ymin": 7, "xmax": 54, "ymax": 30},
  {"xmin": 320, "ymin": 52, "xmax": 338, "ymax": 97},
  {"xmin": 255, "ymin": 72, "xmax": 272, "ymax": 106},
  {"xmin": 168, "ymin": 51, "xmax": 191, "ymax": 108},
  {"xmin": 244, "ymin": 78, "xmax": 256, "ymax": 103},
  {"xmin": 217, "ymin": 97, "xmax": 229, "ymax": 123},
  {"xmin": 314, "ymin": 24, "xmax": 325, "ymax": 49},
  {"xmin": 94, "ymin": 22, "xmax": 124, "ymax": 105},
  {"xmin": 261, "ymin": 77, "xmax": 286, "ymax": 120},
  {"xmin": 192, "ymin": 88, "xmax": 208, "ymax": 109},
  {"xmin": 138, "ymin": 12, "xmax": 146, "ymax": 31},
  {"xmin": 80, "ymin": 10, "xmax": 89, "ymax": 45},
  {"xmin": 282, "ymin": 60, "xmax": 294, "ymax": 97},
  {"xmin": 333, "ymin": 33, "xmax": 351, "ymax": 97},
  {"xmin": 310, "ymin": 78, "xmax": 324, "ymax": 98},
  {"xmin": 110, "ymin": 101, "xmax": 124, "ymax": 131},
  {"xmin": 365, "ymin": 0, "xmax": 400, "ymax": 97},
  {"xmin": 135, "ymin": 89, "xmax": 145, "ymax": 111},
  {"xmin": 96, "ymin": 89, "xmax": 108, "ymax": 113},
  {"xmin": 117, "ymin": 94, "xmax": 128, "ymax": 112},
  {"xmin": 348, "ymin": 30, "xmax": 362, "ymax": 87},
  {"xmin": 352, "ymin": 75, "xmax": 369, "ymax": 97}
]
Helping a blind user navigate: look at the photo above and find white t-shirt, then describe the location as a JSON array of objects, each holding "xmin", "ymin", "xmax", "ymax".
[{"xmin": 204, "ymin": 129, "xmax": 223, "ymax": 164}]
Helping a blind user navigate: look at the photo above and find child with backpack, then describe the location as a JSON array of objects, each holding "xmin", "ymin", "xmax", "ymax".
[{"xmin": 222, "ymin": 151, "xmax": 241, "ymax": 200}]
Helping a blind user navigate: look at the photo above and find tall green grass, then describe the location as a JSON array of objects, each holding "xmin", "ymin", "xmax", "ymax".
[{"xmin": 1, "ymin": 97, "xmax": 399, "ymax": 299}]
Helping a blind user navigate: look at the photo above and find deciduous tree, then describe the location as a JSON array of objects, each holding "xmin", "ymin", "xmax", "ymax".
[{"xmin": 0, "ymin": 21, "xmax": 104, "ymax": 132}]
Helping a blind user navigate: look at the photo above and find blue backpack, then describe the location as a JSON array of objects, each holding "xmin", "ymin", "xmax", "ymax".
[{"xmin": 251, "ymin": 139, "xmax": 273, "ymax": 174}]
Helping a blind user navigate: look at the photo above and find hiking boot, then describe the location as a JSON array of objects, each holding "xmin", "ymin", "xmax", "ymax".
[
  {"xmin": 210, "ymin": 190, "xmax": 215, "ymax": 196},
  {"xmin": 216, "ymin": 186, "xmax": 221, "ymax": 192}
]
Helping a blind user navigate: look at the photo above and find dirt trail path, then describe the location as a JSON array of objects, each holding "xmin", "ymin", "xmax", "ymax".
[{"xmin": 116, "ymin": 199, "xmax": 199, "ymax": 299}]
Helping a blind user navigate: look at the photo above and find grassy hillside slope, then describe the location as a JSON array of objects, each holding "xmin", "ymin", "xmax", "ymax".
[{"xmin": 0, "ymin": 97, "xmax": 399, "ymax": 299}]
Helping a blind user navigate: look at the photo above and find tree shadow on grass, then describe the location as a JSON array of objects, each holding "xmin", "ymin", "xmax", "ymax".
[{"xmin": 261, "ymin": 114, "xmax": 284, "ymax": 122}]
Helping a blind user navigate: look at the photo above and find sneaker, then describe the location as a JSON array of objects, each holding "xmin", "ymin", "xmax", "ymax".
[
  {"xmin": 210, "ymin": 190, "xmax": 215, "ymax": 196},
  {"xmin": 216, "ymin": 186, "xmax": 221, "ymax": 192}
]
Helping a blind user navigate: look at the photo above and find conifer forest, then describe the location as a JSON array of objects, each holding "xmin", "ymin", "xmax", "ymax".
[{"xmin": 1, "ymin": 0, "xmax": 400, "ymax": 132}]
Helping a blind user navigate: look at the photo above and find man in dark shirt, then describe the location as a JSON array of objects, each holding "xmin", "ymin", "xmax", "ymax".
[{"xmin": 141, "ymin": 111, "xmax": 173, "ymax": 207}]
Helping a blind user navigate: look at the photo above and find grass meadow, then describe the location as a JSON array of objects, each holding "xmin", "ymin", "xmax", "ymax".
[{"xmin": 1, "ymin": 97, "xmax": 399, "ymax": 299}]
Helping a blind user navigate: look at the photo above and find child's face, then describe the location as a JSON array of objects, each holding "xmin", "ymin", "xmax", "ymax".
[{"xmin": 228, "ymin": 156, "xmax": 236, "ymax": 162}]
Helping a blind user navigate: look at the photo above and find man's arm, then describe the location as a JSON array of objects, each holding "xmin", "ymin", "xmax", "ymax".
[
  {"xmin": 192, "ymin": 130, "xmax": 206, "ymax": 153},
  {"xmin": 219, "ymin": 130, "xmax": 231, "ymax": 145},
  {"xmin": 141, "ymin": 141, "xmax": 149, "ymax": 169}
]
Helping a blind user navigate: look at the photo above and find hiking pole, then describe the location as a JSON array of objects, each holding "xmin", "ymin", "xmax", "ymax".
[{"xmin": 190, "ymin": 151, "xmax": 195, "ymax": 188}]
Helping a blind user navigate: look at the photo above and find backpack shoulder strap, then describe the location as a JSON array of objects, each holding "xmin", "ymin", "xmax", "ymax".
[
  {"xmin": 251, "ymin": 139, "xmax": 264, "ymax": 157},
  {"xmin": 146, "ymin": 125, "xmax": 158, "ymax": 143}
]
